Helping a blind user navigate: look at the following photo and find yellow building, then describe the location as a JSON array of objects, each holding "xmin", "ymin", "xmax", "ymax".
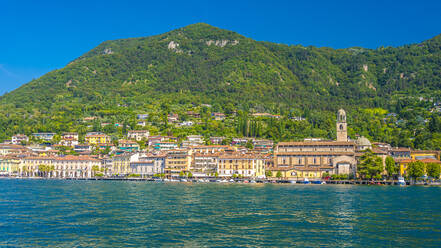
[
  {"xmin": 165, "ymin": 149, "xmax": 192, "ymax": 178},
  {"xmin": 85, "ymin": 134, "xmax": 111, "ymax": 145},
  {"xmin": 266, "ymin": 166, "xmax": 328, "ymax": 180},
  {"xmin": 217, "ymin": 153, "xmax": 265, "ymax": 178},
  {"xmin": 112, "ymin": 153, "xmax": 137, "ymax": 175},
  {"xmin": 410, "ymin": 150, "xmax": 440, "ymax": 160},
  {"xmin": 0, "ymin": 156, "xmax": 21, "ymax": 175},
  {"xmin": 397, "ymin": 158, "xmax": 441, "ymax": 177}
]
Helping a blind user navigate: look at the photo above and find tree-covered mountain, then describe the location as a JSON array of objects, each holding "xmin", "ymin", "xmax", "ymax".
[{"xmin": 1, "ymin": 23, "xmax": 441, "ymax": 148}]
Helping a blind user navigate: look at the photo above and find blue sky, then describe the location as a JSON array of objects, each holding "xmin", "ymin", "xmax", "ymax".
[{"xmin": 1, "ymin": 0, "xmax": 440, "ymax": 94}]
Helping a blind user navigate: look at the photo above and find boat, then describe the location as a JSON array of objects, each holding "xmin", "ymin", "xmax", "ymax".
[
  {"xmin": 289, "ymin": 180, "xmax": 296, "ymax": 184},
  {"xmin": 303, "ymin": 178, "xmax": 311, "ymax": 184},
  {"xmin": 397, "ymin": 177, "xmax": 406, "ymax": 186},
  {"xmin": 250, "ymin": 180, "xmax": 256, "ymax": 184},
  {"xmin": 321, "ymin": 181, "xmax": 326, "ymax": 185},
  {"xmin": 180, "ymin": 178, "xmax": 188, "ymax": 182},
  {"xmin": 229, "ymin": 179, "xmax": 235, "ymax": 183}
]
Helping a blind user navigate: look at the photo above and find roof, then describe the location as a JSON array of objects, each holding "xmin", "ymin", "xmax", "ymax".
[
  {"xmin": 276, "ymin": 151, "xmax": 355, "ymax": 156},
  {"xmin": 56, "ymin": 155, "xmax": 100, "ymax": 162},
  {"xmin": 191, "ymin": 145, "xmax": 230, "ymax": 149},
  {"xmin": 355, "ymin": 136, "xmax": 372, "ymax": 147},
  {"xmin": 278, "ymin": 141, "xmax": 356, "ymax": 146},
  {"xmin": 86, "ymin": 134, "xmax": 109, "ymax": 138},
  {"xmin": 391, "ymin": 147, "xmax": 411, "ymax": 152},
  {"xmin": 420, "ymin": 158, "xmax": 441, "ymax": 164},
  {"xmin": 218, "ymin": 153, "xmax": 264, "ymax": 159},
  {"xmin": 371, "ymin": 148, "xmax": 387, "ymax": 154}
]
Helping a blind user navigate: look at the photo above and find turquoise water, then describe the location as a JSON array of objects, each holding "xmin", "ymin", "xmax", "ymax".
[{"xmin": 0, "ymin": 179, "xmax": 440, "ymax": 247}]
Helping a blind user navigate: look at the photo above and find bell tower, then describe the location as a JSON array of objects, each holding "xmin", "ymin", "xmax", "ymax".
[{"xmin": 336, "ymin": 109, "xmax": 347, "ymax": 142}]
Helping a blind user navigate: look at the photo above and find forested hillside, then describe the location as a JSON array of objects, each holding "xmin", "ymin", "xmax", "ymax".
[{"xmin": 1, "ymin": 23, "xmax": 441, "ymax": 149}]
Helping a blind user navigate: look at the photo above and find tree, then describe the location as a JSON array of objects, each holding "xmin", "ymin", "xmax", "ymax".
[
  {"xmin": 385, "ymin": 156, "xmax": 397, "ymax": 179},
  {"xmin": 426, "ymin": 163, "xmax": 440, "ymax": 179},
  {"xmin": 187, "ymin": 172, "xmax": 193, "ymax": 178},
  {"xmin": 179, "ymin": 171, "xmax": 185, "ymax": 177},
  {"xmin": 357, "ymin": 150, "xmax": 383, "ymax": 179},
  {"xmin": 407, "ymin": 161, "xmax": 425, "ymax": 180},
  {"xmin": 265, "ymin": 170, "xmax": 272, "ymax": 178},
  {"xmin": 245, "ymin": 140, "xmax": 254, "ymax": 149},
  {"xmin": 92, "ymin": 165, "xmax": 100, "ymax": 177},
  {"xmin": 276, "ymin": 171, "xmax": 282, "ymax": 179}
]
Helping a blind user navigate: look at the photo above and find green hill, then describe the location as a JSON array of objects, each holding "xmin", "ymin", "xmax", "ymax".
[{"xmin": 1, "ymin": 23, "xmax": 441, "ymax": 149}]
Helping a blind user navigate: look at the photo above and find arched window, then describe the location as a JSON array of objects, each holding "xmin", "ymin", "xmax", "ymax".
[{"xmin": 340, "ymin": 124, "xmax": 344, "ymax": 130}]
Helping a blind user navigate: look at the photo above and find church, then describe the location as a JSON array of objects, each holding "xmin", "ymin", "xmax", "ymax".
[{"xmin": 272, "ymin": 109, "xmax": 357, "ymax": 179}]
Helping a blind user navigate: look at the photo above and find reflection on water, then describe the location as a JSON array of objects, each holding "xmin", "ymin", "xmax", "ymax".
[{"xmin": 0, "ymin": 180, "xmax": 441, "ymax": 247}]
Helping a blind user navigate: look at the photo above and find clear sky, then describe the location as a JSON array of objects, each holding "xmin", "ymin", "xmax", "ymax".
[{"xmin": 1, "ymin": 0, "xmax": 440, "ymax": 94}]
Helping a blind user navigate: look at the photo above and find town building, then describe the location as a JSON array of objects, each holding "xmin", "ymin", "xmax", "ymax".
[
  {"xmin": 74, "ymin": 144, "xmax": 93, "ymax": 154},
  {"xmin": 212, "ymin": 112, "xmax": 226, "ymax": 121},
  {"xmin": 398, "ymin": 158, "xmax": 441, "ymax": 177},
  {"xmin": 127, "ymin": 130, "xmax": 149, "ymax": 141},
  {"xmin": 191, "ymin": 153, "xmax": 219, "ymax": 177},
  {"xmin": 167, "ymin": 113, "xmax": 179, "ymax": 123},
  {"xmin": 118, "ymin": 140, "xmax": 140, "ymax": 153},
  {"xmin": 85, "ymin": 134, "xmax": 111, "ymax": 145},
  {"xmin": 190, "ymin": 145, "xmax": 232, "ymax": 154},
  {"xmin": 130, "ymin": 153, "xmax": 165, "ymax": 177},
  {"xmin": 186, "ymin": 111, "xmax": 201, "ymax": 119},
  {"xmin": 137, "ymin": 114, "xmax": 149, "ymax": 120},
  {"xmin": 390, "ymin": 147, "xmax": 411, "ymax": 159},
  {"xmin": 32, "ymin": 133, "xmax": 56, "ymax": 141},
  {"xmin": 153, "ymin": 142, "xmax": 178, "ymax": 151},
  {"xmin": 0, "ymin": 156, "xmax": 21, "ymax": 175},
  {"xmin": 181, "ymin": 135, "xmax": 204, "ymax": 148},
  {"xmin": 217, "ymin": 153, "xmax": 265, "ymax": 178},
  {"xmin": 210, "ymin": 137, "xmax": 225, "ymax": 145},
  {"xmin": 165, "ymin": 149, "xmax": 192, "ymax": 178},
  {"xmin": 61, "ymin": 132, "xmax": 79, "ymax": 141},
  {"xmin": 0, "ymin": 144, "xmax": 28, "ymax": 156},
  {"xmin": 12, "ymin": 134, "xmax": 29, "ymax": 145},
  {"xmin": 148, "ymin": 136, "xmax": 178, "ymax": 147},
  {"xmin": 112, "ymin": 153, "xmax": 139, "ymax": 176},
  {"xmin": 253, "ymin": 139, "xmax": 274, "ymax": 150},
  {"xmin": 273, "ymin": 109, "xmax": 357, "ymax": 180},
  {"xmin": 60, "ymin": 132, "xmax": 79, "ymax": 147},
  {"xmin": 355, "ymin": 136, "xmax": 372, "ymax": 151}
]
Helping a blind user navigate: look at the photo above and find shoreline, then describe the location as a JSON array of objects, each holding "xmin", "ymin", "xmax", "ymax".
[{"xmin": 2, "ymin": 176, "xmax": 439, "ymax": 186}]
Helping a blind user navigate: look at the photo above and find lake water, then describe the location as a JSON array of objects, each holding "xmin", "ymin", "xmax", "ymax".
[{"xmin": 0, "ymin": 179, "xmax": 440, "ymax": 247}]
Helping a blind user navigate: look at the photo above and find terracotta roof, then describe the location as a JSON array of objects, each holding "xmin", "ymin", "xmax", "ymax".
[
  {"xmin": 396, "ymin": 158, "xmax": 415, "ymax": 163},
  {"xmin": 218, "ymin": 153, "xmax": 264, "ymax": 159},
  {"xmin": 55, "ymin": 155, "xmax": 100, "ymax": 162},
  {"xmin": 86, "ymin": 134, "xmax": 109, "ymax": 138},
  {"xmin": 191, "ymin": 145, "xmax": 230, "ymax": 149},
  {"xmin": 371, "ymin": 148, "xmax": 387, "ymax": 154},
  {"xmin": 193, "ymin": 153, "xmax": 220, "ymax": 157},
  {"xmin": 420, "ymin": 158, "xmax": 441, "ymax": 164},
  {"xmin": 391, "ymin": 147, "xmax": 411, "ymax": 152},
  {"xmin": 276, "ymin": 152, "xmax": 355, "ymax": 156},
  {"xmin": 278, "ymin": 141, "xmax": 356, "ymax": 146}
]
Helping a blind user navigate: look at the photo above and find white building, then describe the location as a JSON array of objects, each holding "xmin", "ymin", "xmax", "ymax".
[
  {"xmin": 181, "ymin": 135, "xmax": 204, "ymax": 148},
  {"xmin": 12, "ymin": 134, "xmax": 29, "ymax": 145},
  {"xmin": 127, "ymin": 130, "xmax": 149, "ymax": 141}
]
